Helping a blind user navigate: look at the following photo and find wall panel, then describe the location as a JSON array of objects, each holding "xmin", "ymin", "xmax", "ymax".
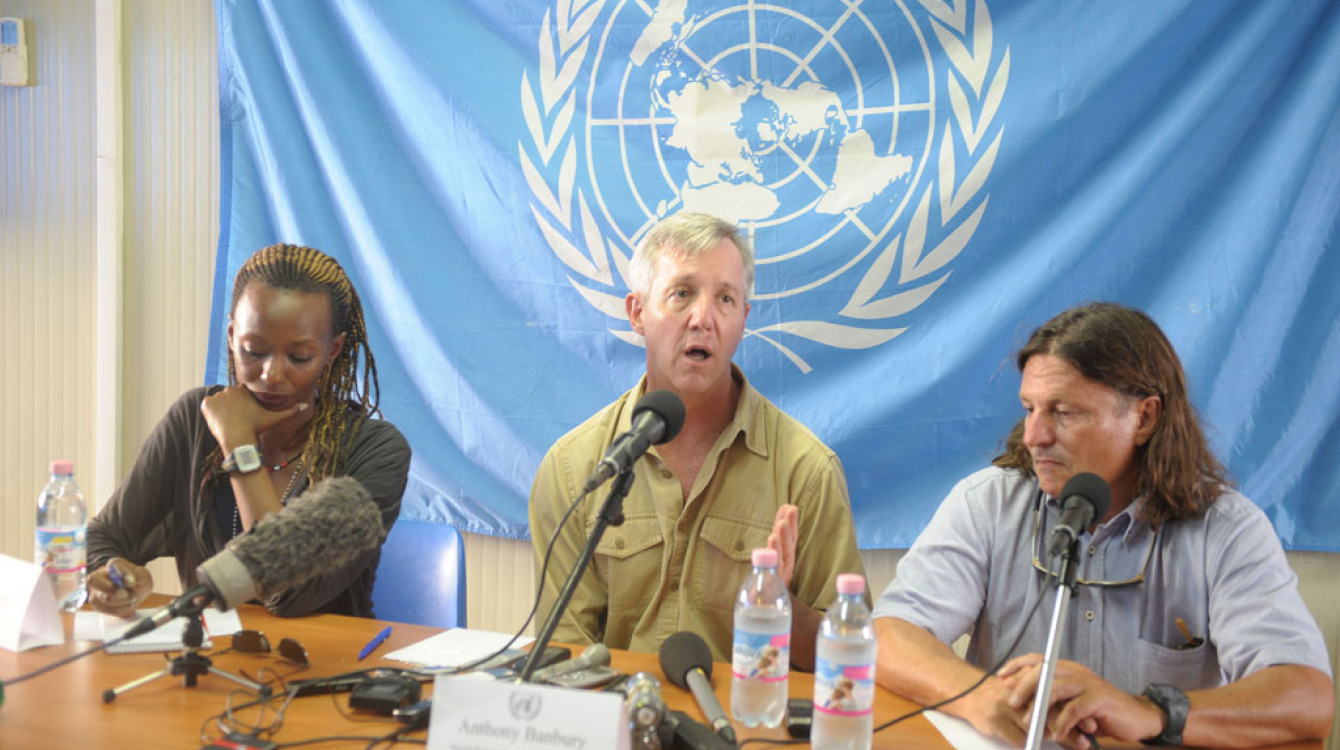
[
  {"xmin": 0, "ymin": 0, "xmax": 98, "ymax": 566},
  {"xmin": 119, "ymin": 0, "xmax": 220, "ymax": 595}
]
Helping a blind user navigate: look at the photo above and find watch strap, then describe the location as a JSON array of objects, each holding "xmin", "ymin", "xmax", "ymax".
[{"xmin": 1140, "ymin": 682, "xmax": 1188, "ymax": 746}]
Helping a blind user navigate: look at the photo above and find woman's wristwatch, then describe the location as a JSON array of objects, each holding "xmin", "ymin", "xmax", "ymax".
[{"xmin": 221, "ymin": 444, "xmax": 263, "ymax": 474}]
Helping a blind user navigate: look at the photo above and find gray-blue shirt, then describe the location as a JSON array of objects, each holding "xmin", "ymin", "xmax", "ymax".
[{"xmin": 874, "ymin": 467, "xmax": 1331, "ymax": 694}]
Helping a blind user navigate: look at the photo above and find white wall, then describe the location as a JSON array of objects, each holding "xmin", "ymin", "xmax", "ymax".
[
  {"xmin": 0, "ymin": 0, "xmax": 218, "ymax": 594},
  {"xmin": 2, "ymin": 0, "xmax": 100, "ymax": 566}
]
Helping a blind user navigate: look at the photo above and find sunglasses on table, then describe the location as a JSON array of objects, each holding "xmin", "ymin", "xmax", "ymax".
[{"xmin": 222, "ymin": 630, "xmax": 310, "ymax": 668}]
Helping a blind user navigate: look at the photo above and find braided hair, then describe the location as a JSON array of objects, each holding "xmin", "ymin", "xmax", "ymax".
[{"xmin": 206, "ymin": 243, "xmax": 381, "ymax": 483}]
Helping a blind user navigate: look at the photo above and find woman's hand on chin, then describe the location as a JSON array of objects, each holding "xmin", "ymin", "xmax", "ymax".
[{"xmin": 201, "ymin": 386, "xmax": 310, "ymax": 450}]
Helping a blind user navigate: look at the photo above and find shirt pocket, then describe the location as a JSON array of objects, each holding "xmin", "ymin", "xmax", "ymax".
[
  {"xmin": 693, "ymin": 515, "xmax": 773, "ymax": 614},
  {"xmin": 593, "ymin": 514, "xmax": 664, "ymax": 613},
  {"xmin": 1131, "ymin": 637, "xmax": 1222, "ymax": 689}
]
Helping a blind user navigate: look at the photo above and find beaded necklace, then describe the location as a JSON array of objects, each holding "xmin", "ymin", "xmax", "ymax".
[
  {"xmin": 231, "ymin": 456, "xmax": 305, "ymax": 539},
  {"xmin": 267, "ymin": 450, "xmax": 303, "ymax": 472}
]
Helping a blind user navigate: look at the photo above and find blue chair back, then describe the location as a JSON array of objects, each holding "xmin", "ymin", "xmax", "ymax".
[{"xmin": 372, "ymin": 518, "xmax": 467, "ymax": 628}]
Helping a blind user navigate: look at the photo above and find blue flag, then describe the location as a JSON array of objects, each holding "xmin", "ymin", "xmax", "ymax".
[{"xmin": 211, "ymin": 0, "xmax": 1340, "ymax": 550}]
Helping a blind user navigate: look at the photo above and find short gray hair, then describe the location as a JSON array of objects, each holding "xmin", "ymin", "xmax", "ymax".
[{"xmin": 627, "ymin": 213, "xmax": 755, "ymax": 299}]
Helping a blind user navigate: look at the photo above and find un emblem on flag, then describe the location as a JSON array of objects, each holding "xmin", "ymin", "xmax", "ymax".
[{"xmin": 521, "ymin": 0, "xmax": 1007, "ymax": 372}]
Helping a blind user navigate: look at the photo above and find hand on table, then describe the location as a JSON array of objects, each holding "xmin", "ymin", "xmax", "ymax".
[
  {"xmin": 941, "ymin": 668, "xmax": 1032, "ymax": 746},
  {"xmin": 1001, "ymin": 653, "xmax": 1163, "ymax": 749}
]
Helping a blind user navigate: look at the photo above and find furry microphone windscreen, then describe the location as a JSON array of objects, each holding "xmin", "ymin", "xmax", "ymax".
[{"xmin": 226, "ymin": 476, "xmax": 384, "ymax": 597}]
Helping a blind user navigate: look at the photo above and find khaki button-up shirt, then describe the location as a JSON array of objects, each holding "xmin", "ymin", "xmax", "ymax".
[{"xmin": 529, "ymin": 368, "xmax": 865, "ymax": 662}]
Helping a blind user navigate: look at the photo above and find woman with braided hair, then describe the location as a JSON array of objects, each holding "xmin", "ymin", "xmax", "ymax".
[{"xmin": 86, "ymin": 244, "xmax": 410, "ymax": 618}]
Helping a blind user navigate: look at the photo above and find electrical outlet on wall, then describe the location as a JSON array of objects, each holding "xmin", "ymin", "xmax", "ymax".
[{"xmin": 2, "ymin": 18, "xmax": 32, "ymax": 87}]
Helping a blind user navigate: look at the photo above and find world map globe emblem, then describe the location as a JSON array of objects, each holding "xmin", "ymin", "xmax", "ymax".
[
  {"xmin": 586, "ymin": 0, "xmax": 935, "ymax": 281},
  {"xmin": 522, "ymin": 0, "xmax": 1007, "ymax": 369}
]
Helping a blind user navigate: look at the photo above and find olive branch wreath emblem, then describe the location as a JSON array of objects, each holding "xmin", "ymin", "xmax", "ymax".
[{"xmin": 520, "ymin": 0, "xmax": 1008, "ymax": 373}]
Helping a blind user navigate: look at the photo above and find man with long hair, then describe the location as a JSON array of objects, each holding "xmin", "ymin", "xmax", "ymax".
[{"xmin": 872, "ymin": 302, "xmax": 1332, "ymax": 746}]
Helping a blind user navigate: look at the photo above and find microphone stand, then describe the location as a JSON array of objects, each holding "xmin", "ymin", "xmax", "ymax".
[
  {"xmin": 519, "ymin": 466, "xmax": 635, "ymax": 683},
  {"xmin": 1024, "ymin": 537, "xmax": 1081, "ymax": 750},
  {"xmin": 102, "ymin": 600, "xmax": 269, "ymax": 703}
]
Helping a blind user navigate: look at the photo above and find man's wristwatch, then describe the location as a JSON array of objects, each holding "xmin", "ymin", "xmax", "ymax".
[
  {"xmin": 1141, "ymin": 683, "xmax": 1189, "ymax": 746},
  {"xmin": 221, "ymin": 444, "xmax": 263, "ymax": 474}
]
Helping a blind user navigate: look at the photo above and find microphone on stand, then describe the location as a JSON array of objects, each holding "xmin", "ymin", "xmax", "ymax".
[
  {"xmin": 659, "ymin": 632, "xmax": 737, "ymax": 747},
  {"xmin": 521, "ymin": 391, "xmax": 686, "ymax": 683},
  {"xmin": 1046, "ymin": 472, "xmax": 1112, "ymax": 558},
  {"xmin": 1025, "ymin": 472, "xmax": 1112, "ymax": 750},
  {"xmin": 582, "ymin": 390, "xmax": 685, "ymax": 492},
  {"xmin": 122, "ymin": 477, "xmax": 385, "ymax": 640}
]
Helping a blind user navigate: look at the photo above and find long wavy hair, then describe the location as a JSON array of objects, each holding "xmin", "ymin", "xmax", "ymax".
[
  {"xmin": 993, "ymin": 302, "xmax": 1228, "ymax": 526},
  {"xmin": 205, "ymin": 243, "xmax": 381, "ymax": 484}
]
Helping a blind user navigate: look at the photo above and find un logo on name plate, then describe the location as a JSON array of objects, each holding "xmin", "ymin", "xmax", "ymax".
[
  {"xmin": 521, "ymin": 0, "xmax": 1008, "ymax": 372},
  {"xmin": 509, "ymin": 690, "xmax": 543, "ymax": 721}
]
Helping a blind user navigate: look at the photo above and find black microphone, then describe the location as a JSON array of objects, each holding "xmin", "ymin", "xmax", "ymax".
[
  {"xmin": 659, "ymin": 632, "xmax": 736, "ymax": 747},
  {"xmin": 121, "ymin": 477, "xmax": 384, "ymax": 640},
  {"xmin": 582, "ymin": 390, "xmax": 686, "ymax": 492},
  {"xmin": 1046, "ymin": 472, "xmax": 1112, "ymax": 558},
  {"xmin": 667, "ymin": 710, "xmax": 737, "ymax": 750},
  {"xmin": 529, "ymin": 643, "xmax": 612, "ymax": 684}
]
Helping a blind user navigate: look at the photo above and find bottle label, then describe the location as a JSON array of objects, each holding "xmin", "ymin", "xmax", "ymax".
[
  {"xmin": 731, "ymin": 629, "xmax": 790, "ymax": 682},
  {"xmin": 35, "ymin": 527, "xmax": 86, "ymax": 575},
  {"xmin": 813, "ymin": 659, "xmax": 874, "ymax": 717}
]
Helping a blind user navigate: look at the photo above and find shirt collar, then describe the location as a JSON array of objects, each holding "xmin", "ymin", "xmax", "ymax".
[
  {"xmin": 1043, "ymin": 486, "xmax": 1151, "ymax": 546},
  {"xmin": 626, "ymin": 364, "xmax": 766, "ymax": 458}
]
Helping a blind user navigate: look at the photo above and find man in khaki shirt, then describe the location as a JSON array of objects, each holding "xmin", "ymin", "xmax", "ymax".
[{"xmin": 529, "ymin": 212, "xmax": 864, "ymax": 666}]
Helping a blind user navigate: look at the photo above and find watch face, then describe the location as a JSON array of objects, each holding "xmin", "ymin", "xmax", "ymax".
[{"xmin": 232, "ymin": 445, "xmax": 262, "ymax": 473}]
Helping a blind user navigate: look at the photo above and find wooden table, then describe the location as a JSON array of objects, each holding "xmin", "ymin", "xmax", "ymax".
[{"xmin": 0, "ymin": 599, "xmax": 1325, "ymax": 750}]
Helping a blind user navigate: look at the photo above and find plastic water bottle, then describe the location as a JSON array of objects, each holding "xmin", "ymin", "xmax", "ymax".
[
  {"xmin": 731, "ymin": 547, "xmax": 791, "ymax": 728},
  {"xmin": 812, "ymin": 573, "xmax": 876, "ymax": 750},
  {"xmin": 34, "ymin": 460, "xmax": 88, "ymax": 612}
]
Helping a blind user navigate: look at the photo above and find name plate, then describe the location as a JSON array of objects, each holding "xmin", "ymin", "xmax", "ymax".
[
  {"xmin": 0, "ymin": 553, "xmax": 65, "ymax": 652},
  {"xmin": 428, "ymin": 674, "xmax": 629, "ymax": 750}
]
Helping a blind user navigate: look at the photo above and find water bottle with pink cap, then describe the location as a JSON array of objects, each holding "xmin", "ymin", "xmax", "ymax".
[
  {"xmin": 730, "ymin": 546, "xmax": 791, "ymax": 727},
  {"xmin": 35, "ymin": 459, "xmax": 87, "ymax": 612},
  {"xmin": 812, "ymin": 573, "xmax": 875, "ymax": 750}
]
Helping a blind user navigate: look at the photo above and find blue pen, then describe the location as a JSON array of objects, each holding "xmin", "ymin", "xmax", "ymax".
[
  {"xmin": 358, "ymin": 626, "xmax": 392, "ymax": 660},
  {"xmin": 107, "ymin": 561, "xmax": 127, "ymax": 590}
]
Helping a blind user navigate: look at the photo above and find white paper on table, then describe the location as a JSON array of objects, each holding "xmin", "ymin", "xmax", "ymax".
[
  {"xmin": 72, "ymin": 611, "xmax": 104, "ymax": 641},
  {"xmin": 71, "ymin": 607, "xmax": 245, "ymax": 653},
  {"xmin": 200, "ymin": 608, "xmax": 244, "ymax": 636},
  {"xmin": 926, "ymin": 710, "xmax": 1065, "ymax": 750},
  {"xmin": 384, "ymin": 628, "xmax": 534, "ymax": 668},
  {"xmin": 0, "ymin": 553, "xmax": 67, "ymax": 652}
]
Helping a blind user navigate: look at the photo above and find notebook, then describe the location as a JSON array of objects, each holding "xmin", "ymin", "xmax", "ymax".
[
  {"xmin": 75, "ymin": 608, "xmax": 245, "ymax": 654},
  {"xmin": 383, "ymin": 628, "xmax": 533, "ymax": 669}
]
